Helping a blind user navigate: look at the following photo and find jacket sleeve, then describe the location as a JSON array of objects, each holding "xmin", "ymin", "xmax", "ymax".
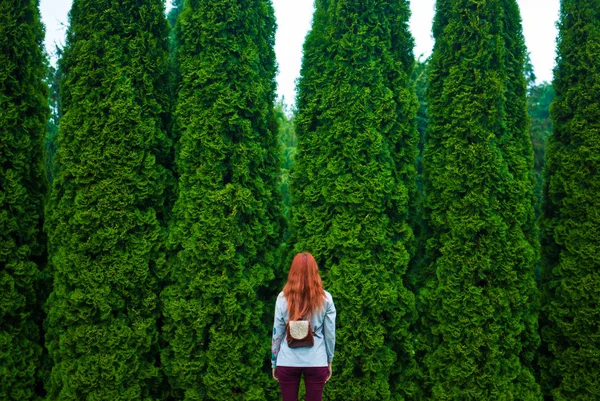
[
  {"xmin": 271, "ymin": 296, "xmax": 286, "ymax": 368},
  {"xmin": 324, "ymin": 296, "xmax": 336, "ymax": 363}
]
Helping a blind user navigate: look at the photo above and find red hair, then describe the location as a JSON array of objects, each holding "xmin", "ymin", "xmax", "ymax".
[{"xmin": 283, "ymin": 253, "xmax": 326, "ymax": 320}]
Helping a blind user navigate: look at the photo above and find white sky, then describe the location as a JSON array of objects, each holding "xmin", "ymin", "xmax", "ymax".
[{"xmin": 40, "ymin": 0, "xmax": 560, "ymax": 105}]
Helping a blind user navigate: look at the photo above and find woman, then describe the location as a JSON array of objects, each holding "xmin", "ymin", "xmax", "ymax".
[{"xmin": 271, "ymin": 253, "xmax": 336, "ymax": 401}]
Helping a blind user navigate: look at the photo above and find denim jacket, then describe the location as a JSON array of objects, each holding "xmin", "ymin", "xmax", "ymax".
[{"xmin": 271, "ymin": 291, "xmax": 336, "ymax": 368}]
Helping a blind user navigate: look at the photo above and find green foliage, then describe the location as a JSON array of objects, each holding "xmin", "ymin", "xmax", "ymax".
[
  {"xmin": 167, "ymin": 0, "xmax": 184, "ymax": 29},
  {"xmin": 275, "ymin": 100, "xmax": 296, "ymax": 225},
  {"xmin": 540, "ymin": 1, "xmax": 600, "ymax": 399},
  {"xmin": 524, "ymin": 52, "xmax": 537, "ymax": 88},
  {"xmin": 44, "ymin": 0, "xmax": 172, "ymax": 399},
  {"xmin": 0, "ymin": 1, "xmax": 48, "ymax": 399},
  {"xmin": 417, "ymin": 0, "xmax": 541, "ymax": 398},
  {"xmin": 289, "ymin": 0, "xmax": 418, "ymax": 399},
  {"xmin": 160, "ymin": 0, "xmax": 284, "ymax": 399},
  {"xmin": 527, "ymin": 82, "xmax": 554, "ymax": 217},
  {"xmin": 45, "ymin": 57, "xmax": 62, "ymax": 185},
  {"xmin": 167, "ymin": 0, "xmax": 185, "ymax": 64},
  {"xmin": 409, "ymin": 57, "xmax": 429, "ymax": 291},
  {"xmin": 500, "ymin": 0, "xmax": 541, "ymax": 377},
  {"xmin": 412, "ymin": 57, "xmax": 429, "ymax": 151}
]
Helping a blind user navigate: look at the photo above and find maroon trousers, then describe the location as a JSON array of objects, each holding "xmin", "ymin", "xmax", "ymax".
[{"xmin": 276, "ymin": 366, "xmax": 329, "ymax": 401}]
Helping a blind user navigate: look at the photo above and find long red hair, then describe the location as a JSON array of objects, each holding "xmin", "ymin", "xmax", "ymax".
[{"xmin": 283, "ymin": 253, "xmax": 326, "ymax": 320}]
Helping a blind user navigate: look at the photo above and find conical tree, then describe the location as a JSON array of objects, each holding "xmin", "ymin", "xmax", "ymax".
[
  {"xmin": 44, "ymin": 0, "xmax": 172, "ymax": 399},
  {"xmin": 417, "ymin": 0, "xmax": 541, "ymax": 398},
  {"xmin": 499, "ymin": 0, "xmax": 541, "ymax": 377},
  {"xmin": 0, "ymin": 1, "xmax": 48, "ymax": 399},
  {"xmin": 290, "ymin": 0, "xmax": 418, "ymax": 399},
  {"xmin": 539, "ymin": 1, "xmax": 600, "ymax": 399},
  {"xmin": 160, "ymin": 0, "xmax": 284, "ymax": 399}
]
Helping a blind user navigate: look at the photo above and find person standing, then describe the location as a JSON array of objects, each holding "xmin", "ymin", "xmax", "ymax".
[{"xmin": 272, "ymin": 253, "xmax": 336, "ymax": 401}]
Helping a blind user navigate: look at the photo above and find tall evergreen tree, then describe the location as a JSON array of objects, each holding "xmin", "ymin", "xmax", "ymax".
[
  {"xmin": 409, "ymin": 57, "xmax": 429, "ymax": 297},
  {"xmin": 499, "ymin": 0, "xmax": 541, "ymax": 377},
  {"xmin": 539, "ymin": 1, "xmax": 600, "ymax": 399},
  {"xmin": 44, "ymin": 0, "xmax": 172, "ymax": 399},
  {"xmin": 417, "ymin": 0, "xmax": 541, "ymax": 398},
  {"xmin": 290, "ymin": 0, "xmax": 418, "ymax": 399},
  {"xmin": 0, "ymin": 1, "xmax": 48, "ymax": 399},
  {"xmin": 160, "ymin": 0, "xmax": 284, "ymax": 399}
]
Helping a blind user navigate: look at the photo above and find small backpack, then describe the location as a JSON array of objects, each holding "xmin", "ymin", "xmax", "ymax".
[{"xmin": 286, "ymin": 319, "xmax": 314, "ymax": 348}]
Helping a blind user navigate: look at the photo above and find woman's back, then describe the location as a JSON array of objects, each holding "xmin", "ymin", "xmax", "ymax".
[
  {"xmin": 271, "ymin": 253, "xmax": 337, "ymax": 401},
  {"xmin": 272, "ymin": 290, "xmax": 335, "ymax": 368}
]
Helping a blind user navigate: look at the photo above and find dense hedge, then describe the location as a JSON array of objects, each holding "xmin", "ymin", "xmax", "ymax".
[
  {"xmin": 160, "ymin": 0, "xmax": 284, "ymax": 399},
  {"xmin": 44, "ymin": 0, "xmax": 172, "ymax": 399},
  {"xmin": 290, "ymin": 0, "xmax": 418, "ymax": 399},
  {"xmin": 0, "ymin": 1, "xmax": 48, "ymax": 399},
  {"xmin": 5, "ymin": 0, "xmax": 600, "ymax": 399},
  {"xmin": 499, "ymin": 0, "xmax": 541, "ymax": 378},
  {"xmin": 540, "ymin": 1, "xmax": 600, "ymax": 399},
  {"xmin": 418, "ymin": 0, "xmax": 541, "ymax": 398}
]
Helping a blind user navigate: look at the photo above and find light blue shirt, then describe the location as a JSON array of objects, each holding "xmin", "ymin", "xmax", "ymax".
[{"xmin": 271, "ymin": 291, "xmax": 336, "ymax": 369}]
